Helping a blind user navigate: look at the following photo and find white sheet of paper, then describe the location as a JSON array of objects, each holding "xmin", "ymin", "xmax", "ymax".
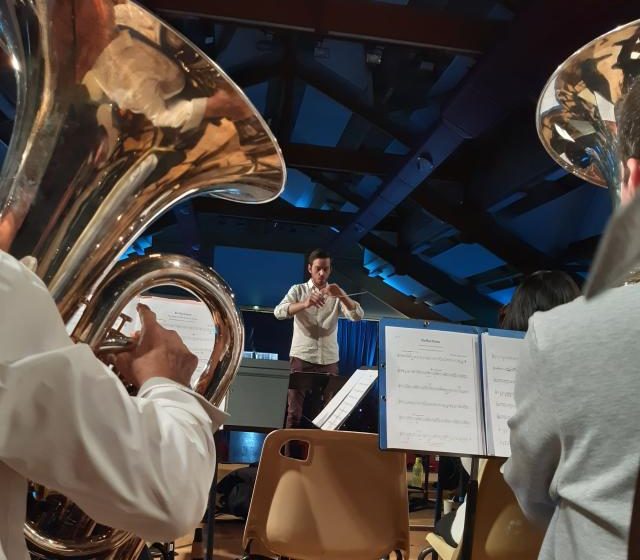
[
  {"xmin": 313, "ymin": 369, "xmax": 378, "ymax": 430},
  {"xmin": 481, "ymin": 333, "xmax": 523, "ymax": 457},
  {"xmin": 66, "ymin": 295, "xmax": 215, "ymax": 383},
  {"xmin": 137, "ymin": 295, "xmax": 216, "ymax": 384},
  {"xmin": 384, "ymin": 326, "xmax": 484, "ymax": 455},
  {"xmin": 66, "ymin": 296, "xmax": 220, "ymax": 412}
]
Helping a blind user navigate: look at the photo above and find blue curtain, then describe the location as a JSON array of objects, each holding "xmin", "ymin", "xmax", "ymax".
[{"xmin": 337, "ymin": 318, "xmax": 378, "ymax": 376}]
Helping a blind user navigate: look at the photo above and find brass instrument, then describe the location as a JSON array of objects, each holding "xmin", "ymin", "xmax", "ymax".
[
  {"xmin": 0, "ymin": 0, "xmax": 285, "ymax": 558},
  {"xmin": 536, "ymin": 19, "xmax": 640, "ymax": 297}
]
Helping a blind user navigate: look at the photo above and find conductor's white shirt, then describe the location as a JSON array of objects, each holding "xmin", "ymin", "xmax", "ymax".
[
  {"xmin": 274, "ymin": 279, "xmax": 364, "ymax": 365},
  {"xmin": 0, "ymin": 250, "xmax": 225, "ymax": 560}
]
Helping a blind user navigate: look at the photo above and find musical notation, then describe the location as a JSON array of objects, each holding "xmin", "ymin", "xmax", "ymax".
[
  {"xmin": 381, "ymin": 324, "xmax": 525, "ymax": 458},
  {"xmin": 481, "ymin": 333, "xmax": 524, "ymax": 457},
  {"xmin": 384, "ymin": 326, "xmax": 484, "ymax": 456},
  {"xmin": 114, "ymin": 295, "xmax": 216, "ymax": 380}
]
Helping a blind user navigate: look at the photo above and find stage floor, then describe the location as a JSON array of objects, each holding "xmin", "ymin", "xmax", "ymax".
[{"xmin": 175, "ymin": 508, "xmax": 435, "ymax": 559}]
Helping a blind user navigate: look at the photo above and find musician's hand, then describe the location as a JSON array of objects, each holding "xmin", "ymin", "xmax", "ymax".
[
  {"xmin": 305, "ymin": 292, "xmax": 326, "ymax": 308},
  {"xmin": 322, "ymin": 283, "xmax": 345, "ymax": 298},
  {"xmin": 113, "ymin": 304, "xmax": 198, "ymax": 389},
  {"xmin": 205, "ymin": 88, "xmax": 253, "ymax": 121}
]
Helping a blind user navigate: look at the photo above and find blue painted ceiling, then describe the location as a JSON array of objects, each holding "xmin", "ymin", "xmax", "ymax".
[{"xmin": 1, "ymin": 0, "xmax": 634, "ymax": 325}]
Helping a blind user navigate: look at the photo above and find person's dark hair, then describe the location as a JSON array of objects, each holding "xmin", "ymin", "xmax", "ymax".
[
  {"xmin": 618, "ymin": 76, "xmax": 640, "ymax": 184},
  {"xmin": 500, "ymin": 270, "xmax": 581, "ymax": 331},
  {"xmin": 307, "ymin": 248, "xmax": 331, "ymax": 266}
]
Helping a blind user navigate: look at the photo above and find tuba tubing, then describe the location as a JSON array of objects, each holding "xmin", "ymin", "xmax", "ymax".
[
  {"xmin": 25, "ymin": 254, "xmax": 244, "ymax": 559},
  {"xmin": 73, "ymin": 253, "xmax": 244, "ymax": 407}
]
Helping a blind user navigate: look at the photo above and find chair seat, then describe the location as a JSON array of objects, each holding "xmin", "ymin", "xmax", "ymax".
[{"xmin": 426, "ymin": 531, "xmax": 457, "ymax": 560}]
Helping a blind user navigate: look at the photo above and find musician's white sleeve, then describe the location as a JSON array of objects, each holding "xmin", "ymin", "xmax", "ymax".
[{"xmin": 0, "ymin": 251, "xmax": 223, "ymax": 542}]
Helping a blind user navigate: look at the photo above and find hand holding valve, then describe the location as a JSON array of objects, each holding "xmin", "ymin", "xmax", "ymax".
[{"xmin": 108, "ymin": 304, "xmax": 198, "ymax": 389}]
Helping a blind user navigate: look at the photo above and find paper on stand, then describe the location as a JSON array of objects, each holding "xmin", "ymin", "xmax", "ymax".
[{"xmin": 313, "ymin": 369, "xmax": 378, "ymax": 430}]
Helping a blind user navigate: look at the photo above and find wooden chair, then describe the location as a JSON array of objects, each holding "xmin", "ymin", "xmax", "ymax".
[
  {"xmin": 241, "ymin": 429, "xmax": 409, "ymax": 560},
  {"xmin": 419, "ymin": 458, "xmax": 544, "ymax": 560}
]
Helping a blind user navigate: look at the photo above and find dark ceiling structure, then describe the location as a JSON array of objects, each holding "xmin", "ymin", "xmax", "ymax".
[{"xmin": 1, "ymin": 0, "xmax": 637, "ymax": 324}]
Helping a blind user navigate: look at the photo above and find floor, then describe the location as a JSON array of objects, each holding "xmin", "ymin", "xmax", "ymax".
[{"xmin": 173, "ymin": 506, "xmax": 435, "ymax": 559}]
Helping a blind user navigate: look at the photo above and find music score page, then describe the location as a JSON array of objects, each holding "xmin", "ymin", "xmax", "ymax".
[
  {"xmin": 481, "ymin": 333, "xmax": 523, "ymax": 457},
  {"xmin": 384, "ymin": 326, "xmax": 484, "ymax": 455}
]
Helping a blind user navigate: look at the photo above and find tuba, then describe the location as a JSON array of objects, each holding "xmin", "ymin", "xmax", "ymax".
[
  {"xmin": 0, "ymin": 0, "xmax": 285, "ymax": 558},
  {"xmin": 536, "ymin": 19, "xmax": 640, "ymax": 297}
]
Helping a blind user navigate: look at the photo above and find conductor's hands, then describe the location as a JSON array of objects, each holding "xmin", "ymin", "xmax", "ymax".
[
  {"xmin": 305, "ymin": 291, "xmax": 326, "ymax": 309},
  {"xmin": 112, "ymin": 304, "xmax": 198, "ymax": 389},
  {"xmin": 321, "ymin": 283, "xmax": 345, "ymax": 298}
]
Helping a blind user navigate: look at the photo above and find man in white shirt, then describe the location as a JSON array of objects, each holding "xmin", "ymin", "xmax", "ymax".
[
  {"xmin": 274, "ymin": 249, "xmax": 364, "ymax": 435},
  {"xmin": 0, "ymin": 243, "xmax": 225, "ymax": 558}
]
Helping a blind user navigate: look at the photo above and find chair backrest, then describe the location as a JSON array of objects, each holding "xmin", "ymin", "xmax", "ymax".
[
  {"xmin": 464, "ymin": 458, "xmax": 544, "ymax": 560},
  {"xmin": 242, "ymin": 429, "xmax": 410, "ymax": 560}
]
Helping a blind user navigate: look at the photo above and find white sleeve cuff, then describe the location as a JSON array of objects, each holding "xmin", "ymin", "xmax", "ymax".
[
  {"xmin": 139, "ymin": 377, "xmax": 229, "ymax": 429},
  {"xmin": 182, "ymin": 97, "xmax": 208, "ymax": 132}
]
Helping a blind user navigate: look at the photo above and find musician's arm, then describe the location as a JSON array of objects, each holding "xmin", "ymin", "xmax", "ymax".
[
  {"xmin": 0, "ymin": 344, "xmax": 219, "ymax": 541},
  {"xmin": 0, "ymin": 254, "xmax": 219, "ymax": 542},
  {"xmin": 503, "ymin": 324, "xmax": 560, "ymax": 528}
]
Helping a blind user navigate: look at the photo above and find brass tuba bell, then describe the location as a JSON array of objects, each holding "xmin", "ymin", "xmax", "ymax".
[
  {"xmin": 536, "ymin": 19, "xmax": 640, "ymax": 204},
  {"xmin": 0, "ymin": 0, "xmax": 285, "ymax": 557},
  {"xmin": 535, "ymin": 19, "xmax": 640, "ymax": 297}
]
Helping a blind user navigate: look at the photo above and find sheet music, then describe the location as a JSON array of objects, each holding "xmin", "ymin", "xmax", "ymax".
[
  {"xmin": 384, "ymin": 326, "xmax": 484, "ymax": 455},
  {"xmin": 137, "ymin": 296, "xmax": 216, "ymax": 382},
  {"xmin": 313, "ymin": 369, "xmax": 378, "ymax": 430},
  {"xmin": 66, "ymin": 295, "xmax": 217, "ymax": 393},
  {"xmin": 481, "ymin": 333, "xmax": 523, "ymax": 457}
]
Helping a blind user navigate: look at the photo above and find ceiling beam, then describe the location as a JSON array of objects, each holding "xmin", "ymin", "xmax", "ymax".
[
  {"xmin": 283, "ymin": 143, "xmax": 403, "ymax": 176},
  {"xmin": 412, "ymin": 186, "xmax": 559, "ymax": 274},
  {"xmin": 295, "ymin": 60, "xmax": 416, "ymax": 147},
  {"xmin": 493, "ymin": 175, "xmax": 585, "ymax": 218},
  {"xmin": 143, "ymin": 0, "xmax": 503, "ymax": 55},
  {"xmin": 225, "ymin": 54, "xmax": 283, "ymax": 88},
  {"xmin": 467, "ymin": 114, "xmax": 562, "ymax": 210},
  {"xmin": 360, "ymin": 233, "xmax": 500, "ymax": 325},
  {"xmin": 331, "ymin": 259, "xmax": 444, "ymax": 321},
  {"xmin": 269, "ymin": 35, "xmax": 305, "ymax": 144},
  {"xmin": 303, "ymin": 171, "xmax": 368, "ymax": 208},
  {"xmin": 192, "ymin": 198, "xmax": 399, "ymax": 231},
  {"xmin": 329, "ymin": 0, "xmax": 639, "ymax": 255},
  {"xmin": 0, "ymin": 120, "xmax": 12, "ymax": 145},
  {"xmin": 562, "ymin": 235, "xmax": 600, "ymax": 263}
]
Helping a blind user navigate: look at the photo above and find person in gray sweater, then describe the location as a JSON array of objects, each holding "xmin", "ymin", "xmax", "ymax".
[
  {"xmin": 435, "ymin": 270, "xmax": 580, "ymax": 549},
  {"xmin": 504, "ymin": 285, "xmax": 640, "ymax": 559},
  {"xmin": 505, "ymin": 74, "xmax": 640, "ymax": 560}
]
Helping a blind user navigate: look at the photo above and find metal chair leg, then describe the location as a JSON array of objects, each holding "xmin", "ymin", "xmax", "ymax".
[{"xmin": 417, "ymin": 545, "xmax": 436, "ymax": 560}]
